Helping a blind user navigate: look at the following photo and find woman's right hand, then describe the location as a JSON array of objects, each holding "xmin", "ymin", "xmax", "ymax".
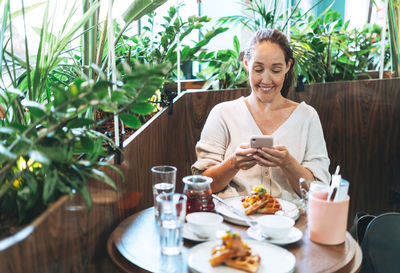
[{"xmin": 230, "ymin": 143, "xmax": 257, "ymax": 170}]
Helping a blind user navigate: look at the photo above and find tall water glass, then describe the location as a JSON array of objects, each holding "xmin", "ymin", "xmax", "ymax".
[
  {"xmin": 157, "ymin": 193, "xmax": 187, "ymax": 255},
  {"xmin": 152, "ymin": 165, "xmax": 177, "ymax": 219},
  {"xmin": 299, "ymin": 179, "xmax": 330, "ymax": 215},
  {"xmin": 298, "ymin": 178, "xmax": 311, "ymax": 215}
]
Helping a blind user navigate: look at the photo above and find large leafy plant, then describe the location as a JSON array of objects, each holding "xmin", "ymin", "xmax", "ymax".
[
  {"xmin": 215, "ymin": 0, "xmax": 326, "ymax": 87},
  {"xmin": 216, "ymin": 0, "xmax": 391, "ymax": 87},
  {"xmin": 292, "ymin": 10, "xmax": 390, "ymax": 83},
  {"xmin": 115, "ymin": 6, "xmax": 227, "ymax": 85},
  {"xmin": 0, "ymin": 62, "xmax": 166, "ymax": 232},
  {"xmin": 0, "ymin": 0, "xmax": 167, "ymax": 237}
]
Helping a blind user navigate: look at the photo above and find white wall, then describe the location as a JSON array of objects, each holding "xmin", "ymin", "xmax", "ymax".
[{"xmin": 201, "ymin": 0, "xmax": 252, "ymax": 52}]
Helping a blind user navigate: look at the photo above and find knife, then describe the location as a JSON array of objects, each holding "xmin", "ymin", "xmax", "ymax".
[{"xmin": 212, "ymin": 194, "xmax": 258, "ymax": 227}]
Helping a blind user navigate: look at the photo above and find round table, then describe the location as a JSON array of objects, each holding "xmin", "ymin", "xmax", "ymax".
[{"xmin": 107, "ymin": 207, "xmax": 362, "ymax": 273}]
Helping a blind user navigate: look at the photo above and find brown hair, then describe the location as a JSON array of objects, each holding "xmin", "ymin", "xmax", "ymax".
[{"xmin": 244, "ymin": 29, "xmax": 295, "ymax": 97}]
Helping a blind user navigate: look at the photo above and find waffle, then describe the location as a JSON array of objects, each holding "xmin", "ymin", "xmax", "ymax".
[
  {"xmin": 209, "ymin": 232, "xmax": 260, "ymax": 273},
  {"xmin": 242, "ymin": 195, "xmax": 269, "ymax": 215},
  {"xmin": 225, "ymin": 250, "xmax": 261, "ymax": 273},
  {"xmin": 256, "ymin": 195, "xmax": 281, "ymax": 214},
  {"xmin": 209, "ymin": 245, "xmax": 240, "ymax": 267},
  {"xmin": 241, "ymin": 186, "xmax": 281, "ymax": 215}
]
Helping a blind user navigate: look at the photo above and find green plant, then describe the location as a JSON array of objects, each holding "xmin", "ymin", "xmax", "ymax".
[
  {"xmin": 388, "ymin": 0, "xmax": 399, "ymax": 76},
  {"xmin": 3, "ymin": 0, "xmax": 100, "ymax": 103},
  {"xmin": 217, "ymin": 0, "xmax": 323, "ymax": 32},
  {"xmin": 216, "ymin": 0, "xmax": 391, "ymax": 86},
  {"xmin": 216, "ymin": 0, "xmax": 326, "ymax": 87},
  {"xmin": 196, "ymin": 35, "xmax": 248, "ymax": 89},
  {"xmin": 0, "ymin": 0, "xmax": 167, "ymax": 236},
  {"xmin": 0, "ymin": 62, "xmax": 166, "ymax": 233},
  {"xmin": 117, "ymin": 6, "xmax": 227, "ymax": 81},
  {"xmin": 292, "ymin": 10, "xmax": 390, "ymax": 83}
]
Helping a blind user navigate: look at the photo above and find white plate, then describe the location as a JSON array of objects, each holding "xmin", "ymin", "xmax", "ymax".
[
  {"xmin": 215, "ymin": 196, "xmax": 300, "ymax": 226},
  {"xmin": 247, "ymin": 226, "xmax": 303, "ymax": 245},
  {"xmin": 183, "ymin": 223, "xmax": 230, "ymax": 242},
  {"xmin": 188, "ymin": 239, "xmax": 295, "ymax": 273}
]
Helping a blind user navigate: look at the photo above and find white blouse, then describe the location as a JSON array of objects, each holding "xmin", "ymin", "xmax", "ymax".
[{"xmin": 191, "ymin": 97, "xmax": 330, "ymax": 203}]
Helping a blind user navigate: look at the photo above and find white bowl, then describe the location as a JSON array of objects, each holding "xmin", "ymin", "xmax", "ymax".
[
  {"xmin": 257, "ymin": 215, "xmax": 295, "ymax": 239},
  {"xmin": 186, "ymin": 212, "xmax": 223, "ymax": 238}
]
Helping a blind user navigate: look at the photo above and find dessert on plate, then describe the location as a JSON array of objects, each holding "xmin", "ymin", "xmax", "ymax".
[
  {"xmin": 241, "ymin": 186, "xmax": 281, "ymax": 215},
  {"xmin": 209, "ymin": 231, "xmax": 260, "ymax": 273}
]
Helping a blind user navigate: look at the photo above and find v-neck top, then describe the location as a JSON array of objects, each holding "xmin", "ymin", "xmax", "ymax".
[
  {"xmin": 243, "ymin": 97, "xmax": 302, "ymax": 136},
  {"xmin": 192, "ymin": 97, "xmax": 330, "ymax": 202}
]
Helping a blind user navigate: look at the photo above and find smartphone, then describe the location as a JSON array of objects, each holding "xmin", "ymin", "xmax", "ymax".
[{"xmin": 250, "ymin": 135, "xmax": 274, "ymax": 148}]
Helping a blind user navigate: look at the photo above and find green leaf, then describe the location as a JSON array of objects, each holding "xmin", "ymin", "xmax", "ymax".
[
  {"xmin": 36, "ymin": 144, "xmax": 66, "ymax": 163},
  {"xmin": 43, "ymin": 168, "xmax": 58, "ymax": 204},
  {"xmin": 130, "ymin": 102, "xmax": 155, "ymax": 115},
  {"xmin": 56, "ymin": 179, "xmax": 72, "ymax": 195},
  {"xmin": 233, "ymin": 35, "xmax": 240, "ymax": 54},
  {"xmin": 97, "ymin": 161, "xmax": 125, "ymax": 182},
  {"xmin": 88, "ymin": 168, "xmax": 117, "ymax": 191},
  {"xmin": 80, "ymin": 136, "xmax": 95, "ymax": 152},
  {"xmin": 93, "ymin": 81, "xmax": 110, "ymax": 99},
  {"xmin": 23, "ymin": 171, "xmax": 38, "ymax": 197},
  {"xmin": 136, "ymin": 85, "xmax": 158, "ymax": 102},
  {"xmin": 22, "ymin": 101, "xmax": 46, "ymax": 119},
  {"xmin": 68, "ymin": 83, "xmax": 79, "ymax": 98},
  {"xmin": 79, "ymin": 184, "xmax": 92, "ymax": 210},
  {"xmin": 53, "ymin": 87, "xmax": 68, "ymax": 108},
  {"xmin": 119, "ymin": 113, "xmax": 141, "ymax": 129},
  {"xmin": 0, "ymin": 127, "xmax": 15, "ymax": 135},
  {"xmin": 29, "ymin": 150, "xmax": 50, "ymax": 165},
  {"xmin": 85, "ymin": 137, "xmax": 103, "ymax": 162},
  {"xmin": 181, "ymin": 46, "xmax": 191, "ymax": 60},
  {"xmin": 111, "ymin": 90, "xmax": 126, "ymax": 102},
  {"xmin": 0, "ymin": 0, "xmax": 10, "ymax": 77},
  {"xmin": 0, "ymin": 144, "xmax": 17, "ymax": 160},
  {"xmin": 66, "ymin": 118, "xmax": 95, "ymax": 129}
]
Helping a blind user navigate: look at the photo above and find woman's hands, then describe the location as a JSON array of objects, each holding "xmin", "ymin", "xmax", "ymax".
[
  {"xmin": 230, "ymin": 143, "xmax": 258, "ymax": 170},
  {"xmin": 252, "ymin": 146, "xmax": 294, "ymax": 168},
  {"xmin": 203, "ymin": 143, "xmax": 257, "ymax": 193},
  {"xmin": 253, "ymin": 145, "xmax": 315, "ymax": 195}
]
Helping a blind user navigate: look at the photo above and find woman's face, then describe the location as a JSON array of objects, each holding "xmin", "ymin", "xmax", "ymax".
[{"xmin": 244, "ymin": 41, "xmax": 292, "ymax": 104}]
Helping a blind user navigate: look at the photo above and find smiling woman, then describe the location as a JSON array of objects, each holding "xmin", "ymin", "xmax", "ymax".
[{"xmin": 192, "ymin": 28, "xmax": 330, "ymax": 204}]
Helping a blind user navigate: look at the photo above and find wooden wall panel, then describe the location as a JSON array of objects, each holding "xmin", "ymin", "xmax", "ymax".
[
  {"xmin": 287, "ymin": 79, "xmax": 400, "ymax": 220},
  {"xmin": 1, "ymin": 79, "xmax": 399, "ymax": 273}
]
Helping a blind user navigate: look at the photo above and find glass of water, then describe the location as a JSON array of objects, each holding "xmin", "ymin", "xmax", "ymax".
[
  {"xmin": 152, "ymin": 165, "xmax": 177, "ymax": 218},
  {"xmin": 156, "ymin": 193, "xmax": 187, "ymax": 255},
  {"xmin": 298, "ymin": 178, "xmax": 311, "ymax": 215}
]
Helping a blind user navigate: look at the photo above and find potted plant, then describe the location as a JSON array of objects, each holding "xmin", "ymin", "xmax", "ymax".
[
  {"xmin": 213, "ymin": 0, "xmax": 392, "ymax": 88},
  {"xmin": 0, "ymin": 0, "xmax": 168, "ymax": 239}
]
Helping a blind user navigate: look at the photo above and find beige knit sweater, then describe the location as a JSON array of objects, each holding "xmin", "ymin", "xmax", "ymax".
[{"xmin": 191, "ymin": 97, "xmax": 330, "ymax": 203}]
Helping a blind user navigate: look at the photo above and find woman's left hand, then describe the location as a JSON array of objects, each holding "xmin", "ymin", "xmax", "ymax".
[{"xmin": 253, "ymin": 146, "xmax": 294, "ymax": 168}]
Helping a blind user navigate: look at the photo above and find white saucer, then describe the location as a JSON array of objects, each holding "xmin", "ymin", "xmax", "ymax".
[
  {"xmin": 247, "ymin": 226, "xmax": 303, "ymax": 245},
  {"xmin": 183, "ymin": 223, "xmax": 230, "ymax": 242}
]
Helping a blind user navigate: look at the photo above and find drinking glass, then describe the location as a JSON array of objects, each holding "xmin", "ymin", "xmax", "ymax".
[
  {"xmin": 298, "ymin": 178, "xmax": 311, "ymax": 215},
  {"xmin": 152, "ymin": 165, "xmax": 177, "ymax": 219},
  {"xmin": 157, "ymin": 193, "xmax": 187, "ymax": 255},
  {"xmin": 299, "ymin": 178, "xmax": 330, "ymax": 215}
]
